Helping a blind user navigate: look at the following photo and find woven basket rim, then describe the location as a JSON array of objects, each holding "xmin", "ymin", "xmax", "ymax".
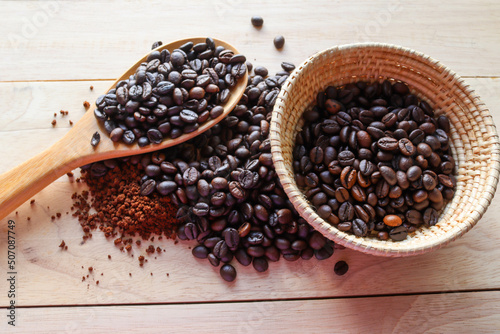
[{"xmin": 270, "ymin": 43, "xmax": 500, "ymax": 257}]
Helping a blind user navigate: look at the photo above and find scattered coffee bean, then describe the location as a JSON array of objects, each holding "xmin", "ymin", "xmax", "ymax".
[
  {"xmin": 251, "ymin": 15, "xmax": 264, "ymax": 27},
  {"xmin": 273, "ymin": 35, "xmax": 285, "ymax": 49},
  {"xmin": 220, "ymin": 264, "xmax": 237, "ymax": 282},
  {"xmin": 334, "ymin": 260, "xmax": 349, "ymax": 276}
]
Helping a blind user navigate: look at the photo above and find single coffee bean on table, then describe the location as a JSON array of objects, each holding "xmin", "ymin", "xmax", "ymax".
[
  {"xmin": 251, "ymin": 15, "xmax": 264, "ymax": 27},
  {"xmin": 273, "ymin": 35, "xmax": 285, "ymax": 49},
  {"xmin": 93, "ymin": 37, "xmax": 247, "ymax": 146},
  {"xmin": 293, "ymin": 80, "xmax": 456, "ymax": 241}
]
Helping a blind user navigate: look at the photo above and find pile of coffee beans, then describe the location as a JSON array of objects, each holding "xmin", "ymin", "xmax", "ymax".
[
  {"xmin": 137, "ymin": 62, "xmax": 337, "ymax": 282},
  {"xmin": 293, "ymin": 80, "xmax": 456, "ymax": 241},
  {"xmin": 93, "ymin": 37, "xmax": 247, "ymax": 146},
  {"xmin": 82, "ymin": 60, "xmax": 337, "ymax": 282}
]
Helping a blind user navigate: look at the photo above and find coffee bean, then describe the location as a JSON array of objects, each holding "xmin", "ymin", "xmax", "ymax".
[
  {"xmin": 251, "ymin": 15, "xmax": 264, "ymax": 27},
  {"xmin": 213, "ymin": 240, "xmax": 229, "ymax": 259},
  {"xmin": 437, "ymin": 115, "xmax": 450, "ymax": 132},
  {"xmin": 339, "ymin": 202, "xmax": 355, "ymax": 221},
  {"xmin": 184, "ymin": 222, "xmax": 199, "ymax": 240},
  {"xmin": 140, "ymin": 179, "xmax": 156, "ymax": 196},
  {"xmin": 253, "ymin": 257, "xmax": 269, "ymax": 272},
  {"xmin": 406, "ymin": 166, "xmax": 422, "ymax": 182},
  {"xmin": 224, "ymin": 227, "xmax": 240, "ymax": 249},
  {"xmin": 315, "ymin": 242, "xmax": 334, "ymax": 260},
  {"xmin": 306, "ymin": 231, "xmax": 326, "ymax": 250},
  {"xmin": 352, "ymin": 219, "xmax": 368, "ymax": 237},
  {"xmin": 220, "ymin": 264, "xmax": 237, "ymax": 282},
  {"xmin": 334, "ymin": 260, "xmax": 349, "ymax": 276},
  {"xmin": 323, "ymin": 99, "xmax": 341, "ymax": 114},
  {"xmin": 377, "ymin": 137, "xmax": 398, "ymax": 151},
  {"xmin": 379, "ymin": 166, "xmax": 397, "ymax": 186},
  {"xmin": 192, "ymin": 245, "xmax": 209, "ymax": 259},
  {"xmin": 423, "ymin": 207, "xmax": 439, "ymax": 226},
  {"xmin": 398, "ymin": 138, "xmax": 416, "ymax": 156},
  {"xmin": 229, "ymin": 181, "xmax": 246, "ymax": 199},
  {"xmin": 273, "ymin": 35, "xmax": 285, "ymax": 49},
  {"xmin": 281, "ymin": 62, "xmax": 295, "ymax": 72},
  {"xmin": 413, "ymin": 190, "xmax": 428, "ymax": 203},
  {"xmin": 183, "ymin": 167, "xmax": 200, "ymax": 186},
  {"xmin": 309, "ymin": 146, "xmax": 324, "ymax": 164},
  {"xmin": 389, "ymin": 226, "xmax": 407, "ymax": 241},
  {"xmin": 383, "ymin": 214, "xmax": 402, "ymax": 227}
]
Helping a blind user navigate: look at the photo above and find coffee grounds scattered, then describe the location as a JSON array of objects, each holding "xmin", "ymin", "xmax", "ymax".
[{"xmin": 71, "ymin": 161, "xmax": 178, "ymax": 252}]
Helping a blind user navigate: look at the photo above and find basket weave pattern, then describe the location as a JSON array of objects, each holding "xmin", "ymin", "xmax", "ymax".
[{"xmin": 270, "ymin": 43, "xmax": 500, "ymax": 256}]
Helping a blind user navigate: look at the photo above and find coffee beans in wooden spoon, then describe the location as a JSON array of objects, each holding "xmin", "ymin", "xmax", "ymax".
[{"xmin": 0, "ymin": 37, "xmax": 247, "ymax": 221}]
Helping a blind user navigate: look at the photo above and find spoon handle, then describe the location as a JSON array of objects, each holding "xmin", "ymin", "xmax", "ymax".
[{"xmin": 0, "ymin": 131, "xmax": 87, "ymax": 221}]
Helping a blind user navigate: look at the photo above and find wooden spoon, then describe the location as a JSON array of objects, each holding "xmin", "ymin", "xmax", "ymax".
[{"xmin": 0, "ymin": 37, "xmax": 248, "ymax": 220}]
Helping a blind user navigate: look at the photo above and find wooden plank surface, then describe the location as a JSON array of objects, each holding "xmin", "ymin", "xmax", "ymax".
[
  {"xmin": 4, "ymin": 291, "xmax": 500, "ymax": 333},
  {"xmin": 1, "ymin": 0, "xmax": 500, "ymax": 332},
  {"xmin": 0, "ymin": 0, "xmax": 499, "ymax": 81}
]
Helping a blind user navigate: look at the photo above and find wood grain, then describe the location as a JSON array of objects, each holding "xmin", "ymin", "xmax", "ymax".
[
  {"xmin": 1, "ymin": 0, "xmax": 500, "ymax": 331},
  {"xmin": 0, "ymin": 81, "xmax": 499, "ymax": 307},
  {"xmin": 3, "ymin": 291, "xmax": 500, "ymax": 333},
  {"xmin": 0, "ymin": 1, "xmax": 499, "ymax": 81}
]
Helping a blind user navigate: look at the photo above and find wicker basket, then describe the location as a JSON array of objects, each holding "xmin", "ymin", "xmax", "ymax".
[{"xmin": 270, "ymin": 43, "xmax": 500, "ymax": 256}]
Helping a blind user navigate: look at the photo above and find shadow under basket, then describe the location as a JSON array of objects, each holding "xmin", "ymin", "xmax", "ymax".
[{"xmin": 270, "ymin": 43, "xmax": 500, "ymax": 257}]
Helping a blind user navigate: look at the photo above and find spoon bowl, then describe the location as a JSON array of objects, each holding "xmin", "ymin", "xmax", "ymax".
[{"xmin": 0, "ymin": 37, "xmax": 247, "ymax": 220}]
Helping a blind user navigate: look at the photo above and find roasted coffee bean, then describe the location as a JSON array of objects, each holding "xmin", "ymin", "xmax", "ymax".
[
  {"xmin": 339, "ymin": 202, "xmax": 355, "ymax": 221},
  {"xmin": 406, "ymin": 209, "xmax": 423, "ymax": 225},
  {"xmin": 428, "ymin": 188, "xmax": 443, "ymax": 203},
  {"xmin": 383, "ymin": 214, "xmax": 402, "ymax": 227},
  {"xmin": 389, "ymin": 225, "xmax": 407, "ymax": 241},
  {"xmin": 356, "ymin": 130, "xmax": 372, "ymax": 148},
  {"xmin": 335, "ymin": 187, "xmax": 350, "ymax": 203},
  {"xmin": 183, "ymin": 167, "xmax": 200, "ymax": 185},
  {"xmin": 140, "ymin": 179, "xmax": 156, "ymax": 196},
  {"xmin": 273, "ymin": 35, "xmax": 285, "ymax": 49},
  {"xmin": 398, "ymin": 138, "xmax": 416, "ymax": 156},
  {"xmin": 337, "ymin": 221, "xmax": 352, "ymax": 232},
  {"xmin": 220, "ymin": 264, "xmax": 237, "ymax": 282},
  {"xmin": 315, "ymin": 242, "xmax": 334, "ymax": 260},
  {"xmin": 224, "ymin": 228, "xmax": 240, "ymax": 249},
  {"xmin": 352, "ymin": 219, "xmax": 368, "ymax": 237},
  {"xmin": 253, "ymin": 257, "xmax": 269, "ymax": 272},
  {"xmin": 423, "ymin": 207, "xmax": 439, "ymax": 226},
  {"xmin": 338, "ymin": 150, "xmax": 355, "ymax": 166},
  {"xmin": 377, "ymin": 137, "xmax": 399, "ymax": 151},
  {"xmin": 375, "ymin": 180, "xmax": 390, "ymax": 199},
  {"xmin": 192, "ymin": 245, "xmax": 209, "ymax": 259},
  {"xmin": 334, "ymin": 260, "xmax": 349, "ymax": 276},
  {"xmin": 308, "ymin": 231, "xmax": 326, "ymax": 250},
  {"xmin": 413, "ymin": 190, "xmax": 428, "ymax": 203},
  {"xmin": 309, "ymin": 146, "xmax": 324, "ymax": 164},
  {"xmin": 229, "ymin": 181, "xmax": 246, "ymax": 199},
  {"xmin": 379, "ymin": 166, "xmax": 397, "ymax": 186},
  {"xmin": 437, "ymin": 115, "xmax": 450, "ymax": 132},
  {"xmin": 406, "ymin": 166, "xmax": 422, "ymax": 182}
]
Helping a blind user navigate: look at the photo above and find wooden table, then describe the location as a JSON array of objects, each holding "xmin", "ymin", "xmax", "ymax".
[{"xmin": 1, "ymin": 1, "xmax": 500, "ymax": 332}]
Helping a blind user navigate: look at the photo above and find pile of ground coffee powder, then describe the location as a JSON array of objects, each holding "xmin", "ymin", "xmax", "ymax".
[{"xmin": 72, "ymin": 160, "xmax": 178, "ymax": 252}]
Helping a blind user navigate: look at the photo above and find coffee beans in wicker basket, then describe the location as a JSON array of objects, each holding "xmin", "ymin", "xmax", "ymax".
[{"xmin": 293, "ymin": 80, "xmax": 456, "ymax": 241}]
